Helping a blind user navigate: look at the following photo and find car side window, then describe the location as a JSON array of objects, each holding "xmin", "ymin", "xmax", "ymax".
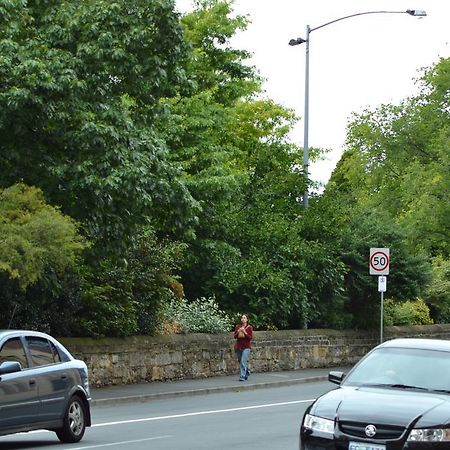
[
  {"xmin": 0, "ymin": 337, "xmax": 28, "ymax": 369},
  {"xmin": 50, "ymin": 341, "xmax": 62, "ymax": 363},
  {"xmin": 26, "ymin": 337, "xmax": 61, "ymax": 367}
]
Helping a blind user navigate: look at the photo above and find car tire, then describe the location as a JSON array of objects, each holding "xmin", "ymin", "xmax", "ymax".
[{"xmin": 55, "ymin": 395, "xmax": 87, "ymax": 443}]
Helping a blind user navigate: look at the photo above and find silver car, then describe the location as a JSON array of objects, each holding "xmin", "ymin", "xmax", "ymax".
[{"xmin": 0, "ymin": 329, "xmax": 91, "ymax": 443}]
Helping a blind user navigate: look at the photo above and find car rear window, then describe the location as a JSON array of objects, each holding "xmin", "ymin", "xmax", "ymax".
[
  {"xmin": 26, "ymin": 336, "xmax": 62, "ymax": 366},
  {"xmin": 0, "ymin": 337, "xmax": 28, "ymax": 368}
]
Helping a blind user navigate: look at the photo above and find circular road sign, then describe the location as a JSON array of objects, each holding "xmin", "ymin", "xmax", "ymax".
[{"xmin": 370, "ymin": 248, "xmax": 390, "ymax": 275}]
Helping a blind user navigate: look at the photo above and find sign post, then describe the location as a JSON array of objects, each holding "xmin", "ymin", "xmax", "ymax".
[
  {"xmin": 370, "ymin": 248, "xmax": 390, "ymax": 343},
  {"xmin": 378, "ymin": 276, "xmax": 387, "ymax": 343}
]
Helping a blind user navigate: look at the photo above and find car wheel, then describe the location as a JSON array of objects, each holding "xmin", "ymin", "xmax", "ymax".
[{"xmin": 55, "ymin": 395, "xmax": 86, "ymax": 443}]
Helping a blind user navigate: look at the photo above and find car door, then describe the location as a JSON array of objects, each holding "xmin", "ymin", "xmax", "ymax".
[
  {"xmin": 0, "ymin": 336, "xmax": 40, "ymax": 430},
  {"xmin": 25, "ymin": 336, "xmax": 71, "ymax": 422}
]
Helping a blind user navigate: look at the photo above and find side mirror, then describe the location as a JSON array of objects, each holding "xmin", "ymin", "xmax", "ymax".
[
  {"xmin": 0, "ymin": 361, "xmax": 22, "ymax": 375},
  {"xmin": 328, "ymin": 371, "xmax": 345, "ymax": 385}
]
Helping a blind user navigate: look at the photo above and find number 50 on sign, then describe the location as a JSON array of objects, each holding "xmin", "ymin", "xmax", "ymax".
[{"xmin": 370, "ymin": 248, "xmax": 390, "ymax": 276}]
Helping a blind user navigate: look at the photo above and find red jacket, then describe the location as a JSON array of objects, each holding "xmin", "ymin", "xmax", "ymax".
[{"xmin": 234, "ymin": 324, "xmax": 253, "ymax": 350}]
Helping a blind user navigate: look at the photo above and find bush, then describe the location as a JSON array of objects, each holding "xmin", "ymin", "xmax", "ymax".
[
  {"xmin": 77, "ymin": 262, "xmax": 138, "ymax": 337},
  {"xmin": 161, "ymin": 296, "xmax": 233, "ymax": 334},
  {"xmin": 384, "ymin": 298, "xmax": 433, "ymax": 326},
  {"xmin": 0, "ymin": 183, "xmax": 86, "ymax": 289},
  {"xmin": 424, "ymin": 256, "xmax": 450, "ymax": 323},
  {"xmin": 0, "ymin": 183, "xmax": 88, "ymax": 332},
  {"xmin": 76, "ymin": 230, "xmax": 186, "ymax": 337}
]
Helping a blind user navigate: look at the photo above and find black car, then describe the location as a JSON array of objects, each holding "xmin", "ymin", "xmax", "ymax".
[
  {"xmin": 0, "ymin": 330, "xmax": 91, "ymax": 443},
  {"xmin": 300, "ymin": 338, "xmax": 450, "ymax": 449}
]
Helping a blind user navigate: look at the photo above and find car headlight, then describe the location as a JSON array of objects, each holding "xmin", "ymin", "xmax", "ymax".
[
  {"xmin": 408, "ymin": 428, "xmax": 450, "ymax": 442},
  {"xmin": 303, "ymin": 414, "xmax": 334, "ymax": 434}
]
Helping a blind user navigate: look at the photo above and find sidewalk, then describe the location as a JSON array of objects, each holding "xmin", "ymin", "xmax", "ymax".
[{"xmin": 91, "ymin": 366, "xmax": 350, "ymax": 406}]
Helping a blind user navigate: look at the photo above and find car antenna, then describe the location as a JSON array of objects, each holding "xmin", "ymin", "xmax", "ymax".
[{"xmin": 8, "ymin": 304, "xmax": 18, "ymax": 329}]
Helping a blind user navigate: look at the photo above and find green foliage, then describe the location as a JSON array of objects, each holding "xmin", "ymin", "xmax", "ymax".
[
  {"xmin": 424, "ymin": 256, "xmax": 450, "ymax": 323},
  {"xmin": 0, "ymin": 183, "xmax": 87, "ymax": 332},
  {"xmin": 161, "ymin": 296, "xmax": 233, "ymax": 334},
  {"xmin": 0, "ymin": 0, "xmax": 446, "ymax": 337},
  {"xmin": 339, "ymin": 211, "xmax": 430, "ymax": 329},
  {"xmin": 23, "ymin": 269, "xmax": 86, "ymax": 336},
  {"xmin": 0, "ymin": 183, "xmax": 86, "ymax": 289},
  {"xmin": 155, "ymin": 0, "xmax": 318, "ymax": 330},
  {"xmin": 315, "ymin": 58, "xmax": 449, "ymax": 330},
  {"xmin": 309, "ymin": 193, "xmax": 432, "ymax": 330},
  {"xmin": 213, "ymin": 215, "xmax": 348, "ymax": 330},
  {"xmin": 341, "ymin": 57, "xmax": 450, "ymax": 257},
  {"xmin": 384, "ymin": 298, "xmax": 433, "ymax": 326},
  {"xmin": 0, "ymin": 0, "xmax": 197, "ymax": 254},
  {"xmin": 78, "ymin": 262, "xmax": 138, "ymax": 338},
  {"xmin": 180, "ymin": 0, "xmax": 258, "ymax": 103},
  {"xmin": 76, "ymin": 230, "xmax": 186, "ymax": 337},
  {"xmin": 127, "ymin": 231, "xmax": 187, "ymax": 335}
]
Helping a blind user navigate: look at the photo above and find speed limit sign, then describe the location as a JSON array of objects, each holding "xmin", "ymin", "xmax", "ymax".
[{"xmin": 370, "ymin": 248, "xmax": 390, "ymax": 275}]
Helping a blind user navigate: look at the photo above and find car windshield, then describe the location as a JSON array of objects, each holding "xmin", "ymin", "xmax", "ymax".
[{"xmin": 343, "ymin": 347, "xmax": 450, "ymax": 392}]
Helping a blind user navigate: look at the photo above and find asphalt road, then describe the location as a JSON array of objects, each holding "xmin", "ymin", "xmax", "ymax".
[{"xmin": 0, "ymin": 379, "xmax": 335, "ymax": 450}]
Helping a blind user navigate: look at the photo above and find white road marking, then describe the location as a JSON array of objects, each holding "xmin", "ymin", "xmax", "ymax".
[
  {"xmin": 8, "ymin": 398, "xmax": 314, "ymax": 446},
  {"xmin": 70, "ymin": 436, "xmax": 172, "ymax": 449},
  {"xmin": 93, "ymin": 399, "xmax": 315, "ymax": 428}
]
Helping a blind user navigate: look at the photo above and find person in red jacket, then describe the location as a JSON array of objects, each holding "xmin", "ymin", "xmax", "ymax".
[{"xmin": 234, "ymin": 314, "xmax": 253, "ymax": 381}]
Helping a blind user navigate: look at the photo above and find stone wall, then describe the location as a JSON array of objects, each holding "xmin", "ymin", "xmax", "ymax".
[{"xmin": 60, "ymin": 324, "xmax": 450, "ymax": 387}]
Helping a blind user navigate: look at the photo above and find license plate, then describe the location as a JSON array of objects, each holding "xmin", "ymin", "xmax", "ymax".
[{"xmin": 349, "ymin": 442, "xmax": 386, "ymax": 450}]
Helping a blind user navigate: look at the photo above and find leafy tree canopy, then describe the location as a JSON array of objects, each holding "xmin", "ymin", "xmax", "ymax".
[
  {"xmin": 154, "ymin": 0, "xmax": 342, "ymax": 329},
  {"xmin": 0, "ymin": 183, "xmax": 85, "ymax": 289},
  {"xmin": 316, "ymin": 57, "xmax": 449, "ymax": 327},
  {"xmin": 0, "ymin": 0, "xmax": 197, "ymax": 255},
  {"xmin": 330, "ymin": 57, "xmax": 450, "ymax": 257}
]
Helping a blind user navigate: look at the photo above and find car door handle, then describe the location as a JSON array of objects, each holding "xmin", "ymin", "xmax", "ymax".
[
  {"xmin": 60, "ymin": 373, "xmax": 68, "ymax": 380},
  {"xmin": 29, "ymin": 379, "xmax": 36, "ymax": 386}
]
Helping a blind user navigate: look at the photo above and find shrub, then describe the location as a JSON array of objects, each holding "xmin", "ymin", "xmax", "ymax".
[
  {"xmin": 161, "ymin": 296, "xmax": 233, "ymax": 334},
  {"xmin": 424, "ymin": 256, "xmax": 450, "ymax": 323},
  {"xmin": 384, "ymin": 298, "xmax": 433, "ymax": 326},
  {"xmin": 77, "ymin": 262, "xmax": 138, "ymax": 337},
  {"xmin": 76, "ymin": 230, "xmax": 186, "ymax": 337},
  {"xmin": 0, "ymin": 183, "xmax": 88, "ymax": 332},
  {"xmin": 0, "ymin": 183, "xmax": 86, "ymax": 289}
]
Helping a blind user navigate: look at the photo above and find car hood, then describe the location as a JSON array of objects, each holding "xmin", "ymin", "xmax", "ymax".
[{"xmin": 311, "ymin": 386, "xmax": 450, "ymax": 428}]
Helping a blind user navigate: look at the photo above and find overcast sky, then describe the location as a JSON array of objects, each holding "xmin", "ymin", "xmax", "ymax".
[{"xmin": 176, "ymin": 0, "xmax": 449, "ymax": 186}]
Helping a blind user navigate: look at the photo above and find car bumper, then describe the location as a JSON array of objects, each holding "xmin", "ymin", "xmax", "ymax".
[{"xmin": 300, "ymin": 434, "xmax": 450, "ymax": 450}]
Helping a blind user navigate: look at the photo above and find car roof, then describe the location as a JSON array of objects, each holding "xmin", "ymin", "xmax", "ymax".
[
  {"xmin": 0, "ymin": 330, "xmax": 74, "ymax": 359},
  {"xmin": 379, "ymin": 338, "xmax": 450, "ymax": 352},
  {"xmin": 0, "ymin": 330, "xmax": 57, "ymax": 341}
]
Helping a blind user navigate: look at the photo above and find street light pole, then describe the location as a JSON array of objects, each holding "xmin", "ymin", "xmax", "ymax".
[
  {"xmin": 303, "ymin": 25, "xmax": 310, "ymax": 209},
  {"xmin": 289, "ymin": 9, "xmax": 426, "ymax": 209}
]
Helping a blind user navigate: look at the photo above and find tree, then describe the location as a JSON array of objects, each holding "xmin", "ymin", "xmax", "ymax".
[
  {"xmin": 0, "ymin": 183, "xmax": 85, "ymax": 289},
  {"xmin": 316, "ymin": 58, "xmax": 449, "ymax": 327},
  {"xmin": 337, "ymin": 210, "xmax": 430, "ymax": 329},
  {"xmin": 425, "ymin": 256, "xmax": 450, "ymax": 323},
  {"xmin": 155, "ymin": 0, "xmax": 344, "ymax": 329},
  {"xmin": 0, "ymin": 183, "xmax": 86, "ymax": 329},
  {"xmin": 341, "ymin": 57, "xmax": 450, "ymax": 257},
  {"xmin": 0, "ymin": 0, "xmax": 197, "ymax": 255}
]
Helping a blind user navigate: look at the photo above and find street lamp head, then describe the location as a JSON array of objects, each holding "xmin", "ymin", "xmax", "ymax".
[
  {"xmin": 289, "ymin": 37, "xmax": 307, "ymax": 46},
  {"xmin": 406, "ymin": 9, "xmax": 427, "ymax": 17}
]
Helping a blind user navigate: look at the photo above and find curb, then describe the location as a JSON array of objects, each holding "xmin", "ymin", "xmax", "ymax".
[{"xmin": 92, "ymin": 375, "xmax": 327, "ymax": 407}]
